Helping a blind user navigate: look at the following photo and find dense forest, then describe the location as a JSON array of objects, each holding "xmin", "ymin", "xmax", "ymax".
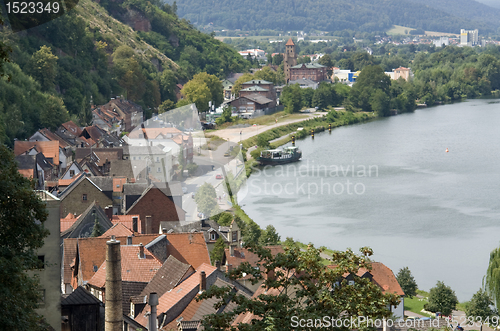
[
  {"xmin": 165, "ymin": 0, "xmax": 499, "ymax": 34},
  {"xmin": 0, "ymin": 0, "xmax": 250, "ymax": 145},
  {"xmin": 405, "ymin": 0, "xmax": 500, "ymax": 26}
]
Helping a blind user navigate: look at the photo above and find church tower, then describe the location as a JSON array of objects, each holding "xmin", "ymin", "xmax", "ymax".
[{"xmin": 283, "ymin": 38, "xmax": 297, "ymax": 83}]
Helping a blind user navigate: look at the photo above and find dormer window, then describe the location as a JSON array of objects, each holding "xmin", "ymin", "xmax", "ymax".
[{"xmin": 210, "ymin": 232, "xmax": 217, "ymax": 240}]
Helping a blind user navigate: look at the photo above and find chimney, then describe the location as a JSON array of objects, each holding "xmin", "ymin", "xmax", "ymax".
[
  {"xmin": 127, "ymin": 236, "xmax": 132, "ymax": 245},
  {"xmin": 230, "ymin": 245, "xmax": 235, "ymax": 257},
  {"xmin": 104, "ymin": 206, "xmax": 113, "ymax": 221},
  {"xmin": 199, "ymin": 271, "xmax": 206, "ymax": 293},
  {"xmin": 138, "ymin": 243, "xmax": 145, "ymax": 259},
  {"xmin": 267, "ymin": 269, "xmax": 275, "ymax": 282},
  {"xmin": 215, "ymin": 260, "xmax": 221, "ymax": 270},
  {"xmin": 105, "ymin": 237, "xmax": 123, "ymax": 331},
  {"xmin": 149, "ymin": 292, "xmax": 159, "ymax": 331}
]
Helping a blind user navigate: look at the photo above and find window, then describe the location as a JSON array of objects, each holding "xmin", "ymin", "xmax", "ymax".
[
  {"xmin": 38, "ymin": 289, "xmax": 45, "ymax": 304},
  {"xmin": 157, "ymin": 167, "xmax": 161, "ymax": 173},
  {"xmin": 37, "ymin": 255, "xmax": 45, "ymax": 269},
  {"xmin": 82, "ymin": 194, "xmax": 87, "ymax": 201},
  {"xmin": 69, "ymin": 170, "xmax": 75, "ymax": 177},
  {"xmin": 232, "ymin": 231, "xmax": 238, "ymax": 242},
  {"xmin": 156, "ymin": 157, "xmax": 159, "ymax": 162},
  {"xmin": 348, "ymin": 280, "xmax": 355, "ymax": 286},
  {"xmin": 210, "ymin": 232, "xmax": 217, "ymax": 240}
]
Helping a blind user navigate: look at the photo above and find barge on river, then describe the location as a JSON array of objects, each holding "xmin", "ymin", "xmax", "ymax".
[{"xmin": 257, "ymin": 146, "xmax": 302, "ymax": 165}]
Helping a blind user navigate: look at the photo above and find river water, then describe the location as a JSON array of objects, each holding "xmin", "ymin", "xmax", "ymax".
[{"xmin": 239, "ymin": 98, "xmax": 500, "ymax": 302}]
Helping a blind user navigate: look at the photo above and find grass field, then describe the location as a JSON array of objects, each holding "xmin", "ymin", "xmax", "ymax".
[{"xmin": 387, "ymin": 25, "xmax": 459, "ymax": 37}]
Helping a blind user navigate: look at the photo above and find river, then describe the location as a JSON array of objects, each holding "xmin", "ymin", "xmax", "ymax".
[{"xmin": 239, "ymin": 98, "xmax": 500, "ymax": 302}]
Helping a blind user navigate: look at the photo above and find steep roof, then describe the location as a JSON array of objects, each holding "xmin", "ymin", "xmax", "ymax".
[
  {"xmin": 14, "ymin": 141, "xmax": 60, "ymax": 165},
  {"xmin": 286, "ymin": 38, "xmax": 295, "ymax": 46},
  {"xmin": 39, "ymin": 128, "xmax": 70, "ymax": 148},
  {"xmin": 61, "ymin": 286, "xmax": 101, "ymax": 306},
  {"xmin": 100, "ymin": 223, "xmax": 135, "ymax": 238},
  {"xmin": 58, "ymin": 174, "xmax": 102, "ymax": 201},
  {"xmin": 88, "ymin": 244, "xmax": 162, "ymax": 288},
  {"xmin": 127, "ymin": 127, "xmax": 183, "ymax": 139},
  {"xmin": 73, "ymin": 234, "xmax": 161, "ymax": 284},
  {"xmin": 166, "ymin": 232, "xmax": 211, "ymax": 269},
  {"xmin": 138, "ymin": 255, "xmax": 193, "ymax": 301},
  {"xmin": 63, "ymin": 238, "xmax": 79, "ymax": 284},
  {"xmin": 238, "ymin": 94, "xmax": 273, "ymax": 105},
  {"xmin": 61, "ymin": 121, "xmax": 83, "ymax": 137},
  {"xmin": 74, "ymin": 148, "xmax": 123, "ymax": 166},
  {"xmin": 111, "ymin": 215, "xmax": 141, "ymax": 233},
  {"xmin": 60, "ymin": 213, "xmax": 79, "ymax": 233},
  {"xmin": 134, "ymin": 264, "xmax": 217, "ymax": 327}
]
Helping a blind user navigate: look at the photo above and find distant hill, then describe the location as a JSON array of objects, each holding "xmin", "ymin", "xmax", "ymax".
[
  {"xmin": 474, "ymin": 0, "xmax": 500, "ymax": 9},
  {"xmin": 165, "ymin": 0, "xmax": 499, "ymax": 34},
  {"xmin": 405, "ymin": 0, "xmax": 500, "ymax": 27}
]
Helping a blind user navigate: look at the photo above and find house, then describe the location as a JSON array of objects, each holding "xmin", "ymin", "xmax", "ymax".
[
  {"xmin": 14, "ymin": 140, "xmax": 62, "ymax": 175},
  {"xmin": 93, "ymin": 98, "xmax": 143, "ymax": 133},
  {"xmin": 60, "ymin": 201, "xmax": 113, "ymax": 242},
  {"xmin": 123, "ymin": 182, "xmax": 183, "ymax": 212},
  {"xmin": 86, "ymin": 243, "xmax": 162, "ymax": 309},
  {"xmin": 228, "ymin": 94, "xmax": 274, "ymax": 119},
  {"xmin": 134, "ymin": 263, "xmax": 253, "ymax": 330},
  {"xmin": 222, "ymin": 244, "xmax": 283, "ymax": 293},
  {"xmin": 60, "ymin": 162, "xmax": 84, "ymax": 180},
  {"xmin": 34, "ymin": 191, "xmax": 62, "ymax": 331},
  {"xmin": 239, "ymin": 79, "xmax": 277, "ymax": 105},
  {"xmin": 61, "ymin": 286, "xmax": 144, "ymax": 331},
  {"xmin": 58, "ymin": 174, "xmax": 113, "ymax": 218},
  {"xmin": 392, "ymin": 67, "xmax": 413, "ymax": 81},
  {"xmin": 288, "ymin": 78, "xmax": 320, "ymax": 90},
  {"xmin": 123, "ymin": 145, "xmax": 173, "ymax": 183},
  {"xmin": 289, "ymin": 63, "xmax": 328, "ymax": 82},
  {"xmin": 160, "ymin": 218, "xmax": 234, "ymax": 254},
  {"xmin": 126, "ymin": 183, "xmax": 186, "ymax": 233},
  {"xmin": 62, "ymin": 234, "xmax": 161, "ymax": 293},
  {"xmin": 161, "ymin": 232, "xmax": 211, "ymax": 269},
  {"xmin": 75, "ymin": 148, "xmax": 124, "ymax": 176},
  {"xmin": 326, "ymin": 262, "xmax": 405, "ymax": 318},
  {"xmin": 15, "ymin": 154, "xmax": 45, "ymax": 189}
]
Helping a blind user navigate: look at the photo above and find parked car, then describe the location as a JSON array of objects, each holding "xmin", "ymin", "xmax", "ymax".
[
  {"xmin": 216, "ymin": 174, "xmax": 223, "ymax": 179},
  {"xmin": 182, "ymin": 187, "xmax": 188, "ymax": 194}
]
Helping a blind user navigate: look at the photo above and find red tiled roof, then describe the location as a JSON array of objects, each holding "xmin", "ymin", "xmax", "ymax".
[
  {"xmin": 224, "ymin": 246, "xmax": 284, "ymax": 278},
  {"xmin": 100, "ymin": 223, "xmax": 134, "ymax": 238},
  {"xmin": 63, "ymin": 238, "xmax": 79, "ymax": 284},
  {"xmin": 113, "ymin": 177, "xmax": 127, "ymax": 193},
  {"xmin": 62, "ymin": 121, "xmax": 83, "ymax": 136},
  {"xmin": 58, "ymin": 176, "xmax": 80, "ymax": 187},
  {"xmin": 111, "ymin": 215, "xmax": 141, "ymax": 233},
  {"xmin": 326, "ymin": 262, "xmax": 404, "ymax": 296},
  {"xmin": 286, "ymin": 38, "xmax": 295, "ymax": 46},
  {"xmin": 61, "ymin": 213, "xmax": 79, "ymax": 233},
  {"xmin": 135, "ymin": 264, "xmax": 217, "ymax": 327},
  {"xmin": 88, "ymin": 245, "xmax": 162, "ymax": 288},
  {"xmin": 14, "ymin": 141, "xmax": 59, "ymax": 165},
  {"xmin": 76, "ymin": 235, "xmax": 161, "ymax": 283},
  {"xmin": 166, "ymin": 233, "xmax": 211, "ymax": 269},
  {"xmin": 39, "ymin": 128, "xmax": 69, "ymax": 148},
  {"xmin": 18, "ymin": 169, "xmax": 34, "ymax": 179}
]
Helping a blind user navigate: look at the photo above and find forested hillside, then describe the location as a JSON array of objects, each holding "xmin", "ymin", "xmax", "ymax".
[
  {"xmin": 406, "ymin": 0, "xmax": 500, "ymax": 26},
  {"xmin": 165, "ymin": 0, "xmax": 498, "ymax": 34},
  {"xmin": 0, "ymin": 0, "xmax": 249, "ymax": 145}
]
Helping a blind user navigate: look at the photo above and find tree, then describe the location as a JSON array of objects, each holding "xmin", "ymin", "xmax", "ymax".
[
  {"xmin": 0, "ymin": 144, "xmax": 50, "ymax": 330},
  {"xmin": 349, "ymin": 65, "xmax": 391, "ymax": 113},
  {"xmin": 260, "ymin": 225, "xmax": 281, "ymax": 245},
  {"xmin": 181, "ymin": 80, "xmax": 212, "ymax": 112},
  {"xmin": 231, "ymin": 73, "xmax": 254, "ymax": 97},
  {"xmin": 199, "ymin": 245, "xmax": 400, "ymax": 331},
  {"xmin": 466, "ymin": 289, "xmax": 496, "ymax": 331},
  {"xmin": 112, "ymin": 46, "xmax": 146, "ymax": 102},
  {"xmin": 188, "ymin": 72, "xmax": 224, "ymax": 109},
  {"xmin": 280, "ymin": 84, "xmax": 303, "ymax": 113},
  {"xmin": 195, "ymin": 183, "xmax": 218, "ymax": 217},
  {"xmin": 485, "ymin": 246, "xmax": 500, "ymax": 307},
  {"xmin": 210, "ymin": 237, "xmax": 226, "ymax": 265},
  {"xmin": 424, "ymin": 281, "xmax": 458, "ymax": 316},
  {"xmin": 26, "ymin": 45, "xmax": 58, "ymax": 91},
  {"xmin": 242, "ymin": 221, "xmax": 262, "ymax": 246},
  {"xmin": 318, "ymin": 54, "xmax": 334, "ymax": 77},
  {"xmin": 396, "ymin": 267, "xmax": 418, "ymax": 298},
  {"xmin": 0, "ymin": 18, "xmax": 12, "ymax": 80},
  {"xmin": 91, "ymin": 216, "xmax": 102, "ymax": 237},
  {"xmin": 39, "ymin": 94, "xmax": 70, "ymax": 130},
  {"xmin": 254, "ymin": 66, "xmax": 280, "ymax": 85}
]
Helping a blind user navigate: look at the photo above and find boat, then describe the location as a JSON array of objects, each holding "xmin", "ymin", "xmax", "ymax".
[{"xmin": 257, "ymin": 146, "xmax": 302, "ymax": 165}]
